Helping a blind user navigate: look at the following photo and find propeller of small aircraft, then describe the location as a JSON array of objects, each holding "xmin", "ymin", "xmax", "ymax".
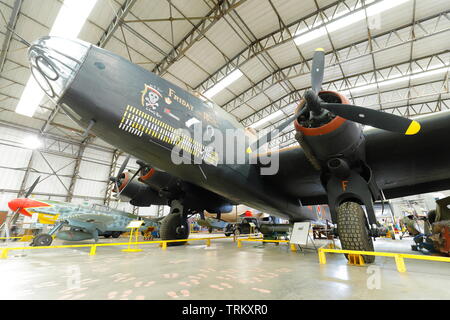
[
  {"xmin": 24, "ymin": 176, "xmax": 40, "ymax": 198},
  {"xmin": 247, "ymin": 48, "xmax": 421, "ymax": 153},
  {"xmin": 1, "ymin": 176, "xmax": 41, "ymax": 233}
]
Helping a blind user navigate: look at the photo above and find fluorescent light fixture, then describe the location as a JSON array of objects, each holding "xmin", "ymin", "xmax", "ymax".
[
  {"xmin": 49, "ymin": 0, "xmax": 98, "ymax": 38},
  {"xmin": 294, "ymin": 0, "xmax": 410, "ymax": 45},
  {"xmin": 341, "ymin": 66, "xmax": 449, "ymax": 96},
  {"xmin": 23, "ymin": 135, "xmax": 42, "ymax": 149},
  {"xmin": 16, "ymin": 77, "xmax": 46, "ymax": 117},
  {"xmin": 250, "ymin": 110, "xmax": 284, "ymax": 129},
  {"xmin": 203, "ymin": 69, "xmax": 243, "ymax": 99},
  {"xmin": 16, "ymin": 0, "xmax": 98, "ymax": 117}
]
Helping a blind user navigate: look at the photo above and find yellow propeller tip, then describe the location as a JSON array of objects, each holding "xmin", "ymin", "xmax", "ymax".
[
  {"xmin": 315, "ymin": 48, "xmax": 325, "ymax": 52},
  {"xmin": 405, "ymin": 120, "xmax": 421, "ymax": 135},
  {"xmin": 246, "ymin": 147, "xmax": 252, "ymax": 154}
]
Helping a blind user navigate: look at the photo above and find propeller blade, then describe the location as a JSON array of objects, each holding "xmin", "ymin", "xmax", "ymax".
[
  {"xmin": 311, "ymin": 48, "xmax": 325, "ymax": 93},
  {"xmin": 25, "ymin": 176, "xmax": 40, "ymax": 198},
  {"xmin": 247, "ymin": 112, "xmax": 300, "ymax": 153},
  {"xmin": 116, "ymin": 154, "xmax": 130, "ymax": 179},
  {"xmin": 116, "ymin": 169, "xmax": 140, "ymax": 198},
  {"xmin": 321, "ymin": 103, "xmax": 421, "ymax": 135}
]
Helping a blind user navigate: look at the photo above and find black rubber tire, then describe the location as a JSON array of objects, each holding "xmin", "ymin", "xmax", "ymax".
[
  {"xmin": 111, "ymin": 231, "xmax": 121, "ymax": 238},
  {"xmin": 32, "ymin": 234, "xmax": 53, "ymax": 247},
  {"xmin": 103, "ymin": 234, "xmax": 111, "ymax": 238},
  {"xmin": 160, "ymin": 212, "xmax": 189, "ymax": 246},
  {"xmin": 337, "ymin": 202, "xmax": 375, "ymax": 263}
]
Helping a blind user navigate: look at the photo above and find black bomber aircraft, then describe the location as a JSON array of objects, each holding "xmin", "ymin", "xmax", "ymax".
[{"xmin": 23, "ymin": 36, "xmax": 450, "ymax": 262}]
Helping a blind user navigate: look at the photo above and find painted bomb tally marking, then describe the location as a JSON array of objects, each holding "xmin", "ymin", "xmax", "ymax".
[
  {"xmin": 120, "ymin": 105, "xmax": 174, "ymax": 142},
  {"xmin": 119, "ymin": 105, "xmax": 218, "ymax": 166}
]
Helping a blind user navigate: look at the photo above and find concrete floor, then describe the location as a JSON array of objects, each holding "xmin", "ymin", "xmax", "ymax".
[{"xmin": 0, "ymin": 233, "xmax": 449, "ymax": 300}]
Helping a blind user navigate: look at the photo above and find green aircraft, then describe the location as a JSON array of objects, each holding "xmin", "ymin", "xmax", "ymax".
[
  {"xmin": 21, "ymin": 35, "xmax": 450, "ymax": 264},
  {"xmin": 7, "ymin": 182, "xmax": 160, "ymax": 246}
]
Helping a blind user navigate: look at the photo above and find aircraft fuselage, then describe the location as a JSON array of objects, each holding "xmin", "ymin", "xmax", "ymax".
[{"xmin": 40, "ymin": 39, "xmax": 313, "ymax": 221}]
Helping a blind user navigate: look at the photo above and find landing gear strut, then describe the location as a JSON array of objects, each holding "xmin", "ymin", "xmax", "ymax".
[
  {"xmin": 325, "ymin": 166, "xmax": 380, "ymax": 263},
  {"xmin": 160, "ymin": 201, "xmax": 190, "ymax": 246}
]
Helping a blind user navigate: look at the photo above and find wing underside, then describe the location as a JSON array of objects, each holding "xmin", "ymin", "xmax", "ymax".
[{"xmin": 264, "ymin": 111, "xmax": 450, "ymax": 204}]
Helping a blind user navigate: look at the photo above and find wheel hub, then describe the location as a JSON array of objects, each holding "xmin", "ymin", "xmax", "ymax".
[{"xmin": 176, "ymin": 225, "xmax": 185, "ymax": 235}]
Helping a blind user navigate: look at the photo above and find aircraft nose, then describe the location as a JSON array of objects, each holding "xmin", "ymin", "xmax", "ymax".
[
  {"xmin": 7, "ymin": 198, "xmax": 49, "ymax": 217},
  {"xmin": 28, "ymin": 36, "xmax": 91, "ymax": 101}
]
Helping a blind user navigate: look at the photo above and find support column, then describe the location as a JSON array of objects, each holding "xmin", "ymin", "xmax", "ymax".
[
  {"xmin": 104, "ymin": 149, "xmax": 121, "ymax": 206},
  {"xmin": 66, "ymin": 138, "xmax": 90, "ymax": 202}
]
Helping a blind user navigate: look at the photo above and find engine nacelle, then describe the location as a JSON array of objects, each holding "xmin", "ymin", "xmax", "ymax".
[
  {"xmin": 139, "ymin": 166, "xmax": 177, "ymax": 192},
  {"xmin": 118, "ymin": 165, "xmax": 232, "ymax": 212},
  {"xmin": 114, "ymin": 172, "xmax": 168, "ymax": 206},
  {"xmin": 294, "ymin": 91, "xmax": 366, "ymax": 167}
]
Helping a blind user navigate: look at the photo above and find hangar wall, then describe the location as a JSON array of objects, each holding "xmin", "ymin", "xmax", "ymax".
[{"xmin": 0, "ymin": 121, "xmax": 166, "ymax": 216}]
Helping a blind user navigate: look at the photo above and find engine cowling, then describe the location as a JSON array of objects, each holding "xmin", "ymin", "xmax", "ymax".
[
  {"xmin": 294, "ymin": 91, "xmax": 366, "ymax": 167},
  {"xmin": 116, "ymin": 164, "xmax": 233, "ymax": 213},
  {"xmin": 138, "ymin": 166, "xmax": 178, "ymax": 192},
  {"xmin": 114, "ymin": 172, "xmax": 168, "ymax": 206}
]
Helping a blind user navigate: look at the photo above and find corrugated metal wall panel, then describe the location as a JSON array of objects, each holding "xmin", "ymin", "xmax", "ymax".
[
  {"xmin": 0, "ymin": 144, "xmax": 32, "ymax": 168},
  {"xmin": 0, "ymin": 168, "xmax": 25, "ymax": 190},
  {"xmin": 78, "ymin": 160, "xmax": 110, "ymax": 182},
  {"xmin": 73, "ymin": 179, "xmax": 107, "ymax": 198},
  {"xmin": 27, "ymin": 171, "xmax": 71, "ymax": 196},
  {"xmin": 0, "ymin": 192, "xmax": 17, "ymax": 211},
  {"xmin": 32, "ymin": 152, "xmax": 76, "ymax": 176}
]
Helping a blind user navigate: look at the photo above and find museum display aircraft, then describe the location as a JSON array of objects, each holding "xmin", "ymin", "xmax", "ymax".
[
  {"xmin": 198, "ymin": 208, "xmax": 269, "ymax": 233},
  {"xmin": 25, "ymin": 36, "xmax": 450, "ymax": 262},
  {"xmin": 7, "ymin": 177, "xmax": 160, "ymax": 246}
]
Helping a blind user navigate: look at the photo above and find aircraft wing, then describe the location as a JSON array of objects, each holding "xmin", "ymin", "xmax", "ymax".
[
  {"xmin": 67, "ymin": 213, "xmax": 116, "ymax": 230},
  {"xmin": 263, "ymin": 111, "xmax": 450, "ymax": 205}
]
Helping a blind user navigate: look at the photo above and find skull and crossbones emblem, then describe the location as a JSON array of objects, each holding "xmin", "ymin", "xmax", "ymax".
[{"xmin": 141, "ymin": 84, "xmax": 162, "ymax": 110}]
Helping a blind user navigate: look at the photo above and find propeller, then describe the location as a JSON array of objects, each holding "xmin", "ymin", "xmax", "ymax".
[
  {"xmin": 110, "ymin": 154, "xmax": 130, "ymax": 194},
  {"xmin": 110, "ymin": 156, "xmax": 147, "ymax": 198},
  {"xmin": 1, "ymin": 176, "xmax": 41, "ymax": 236},
  {"xmin": 246, "ymin": 48, "xmax": 421, "ymax": 153},
  {"xmin": 24, "ymin": 176, "xmax": 40, "ymax": 198}
]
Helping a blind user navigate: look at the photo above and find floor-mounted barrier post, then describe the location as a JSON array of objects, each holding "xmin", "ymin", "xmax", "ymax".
[
  {"xmin": 290, "ymin": 244, "xmax": 297, "ymax": 252},
  {"xmin": 161, "ymin": 241, "xmax": 167, "ymax": 250},
  {"xmin": 237, "ymin": 240, "xmax": 242, "ymax": 248},
  {"xmin": 89, "ymin": 245, "xmax": 97, "ymax": 256},
  {"xmin": 348, "ymin": 254, "xmax": 365, "ymax": 266},
  {"xmin": 0, "ymin": 249, "xmax": 8, "ymax": 259},
  {"xmin": 318, "ymin": 248, "xmax": 326, "ymax": 264},
  {"xmin": 395, "ymin": 254, "xmax": 407, "ymax": 273},
  {"xmin": 206, "ymin": 239, "xmax": 211, "ymax": 247}
]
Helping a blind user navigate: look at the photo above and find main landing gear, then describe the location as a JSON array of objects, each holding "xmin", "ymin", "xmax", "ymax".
[
  {"xmin": 31, "ymin": 233, "xmax": 53, "ymax": 246},
  {"xmin": 30, "ymin": 220, "xmax": 66, "ymax": 246},
  {"xmin": 160, "ymin": 201, "xmax": 190, "ymax": 246},
  {"xmin": 337, "ymin": 202, "xmax": 375, "ymax": 263},
  {"xmin": 324, "ymin": 164, "xmax": 381, "ymax": 264}
]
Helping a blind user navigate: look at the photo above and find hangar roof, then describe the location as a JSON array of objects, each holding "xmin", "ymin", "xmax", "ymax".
[{"xmin": 0, "ymin": 0, "xmax": 449, "ymax": 149}]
